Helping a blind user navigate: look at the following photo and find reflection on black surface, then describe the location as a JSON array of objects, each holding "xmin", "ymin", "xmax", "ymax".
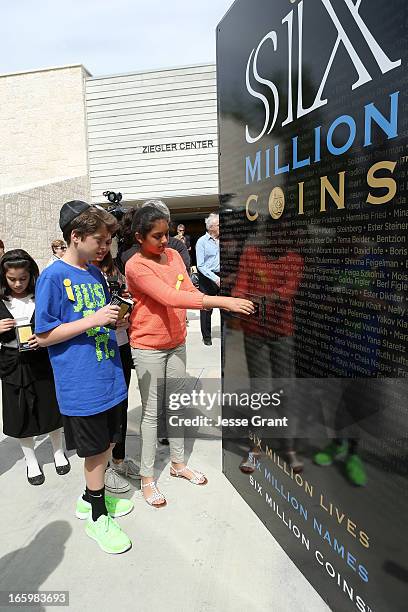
[
  {"xmin": 231, "ymin": 222, "xmax": 304, "ymax": 471},
  {"xmin": 218, "ymin": 0, "xmax": 408, "ymax": 610},
  {"xmin": 223, "ymin": 434, "xmax": 408, "ymax": 612},
  {"xmin": 383, "ymin": 561, "xmax": 408, "ymax": 584}
]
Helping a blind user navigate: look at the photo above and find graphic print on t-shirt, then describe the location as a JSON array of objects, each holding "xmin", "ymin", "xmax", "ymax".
[{"xmin": 65, "ymin": 278, "xmax": 115, "ymax": 363}]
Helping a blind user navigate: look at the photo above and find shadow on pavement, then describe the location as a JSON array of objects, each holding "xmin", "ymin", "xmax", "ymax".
[{"xmin": 0, "ymin": 520, "xmax": 72, "ymax": 612}]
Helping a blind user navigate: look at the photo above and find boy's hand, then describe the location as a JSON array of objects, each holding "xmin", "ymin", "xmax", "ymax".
[
  {"xmin": 0, "ymin": 318, "xmax": 15, "ymax": 333},
  {"xmin": 92, "ymin": 305, "xmax": 120, "ymax": 327}
]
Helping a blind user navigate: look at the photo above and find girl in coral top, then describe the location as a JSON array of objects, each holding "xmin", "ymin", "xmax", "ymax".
[{"xmin": 126, "ymin": 204, "xmax": 254, "ymax": 507}]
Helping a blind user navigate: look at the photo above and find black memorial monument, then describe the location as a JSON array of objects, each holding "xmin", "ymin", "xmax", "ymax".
[{"xmin": 218, "ymin": 1, "xmax": 408, "ymax": 611}]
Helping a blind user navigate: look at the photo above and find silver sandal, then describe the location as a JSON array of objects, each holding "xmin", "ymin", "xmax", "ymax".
[
  {"xmin": 239, "ymin": 452, "xmax": 258, "ymax": 474},
  {"xmin": 141, "ymin": 481, "xmax": 167, "ymax": 507},
  {"xmin": 170, "ymin": 465, "xmax": 208, "ymax": 485}
]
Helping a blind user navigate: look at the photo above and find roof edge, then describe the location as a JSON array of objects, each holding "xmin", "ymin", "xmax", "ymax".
[
  {"xmin": 0, "ymin": 63, "xmax": 92, "ymax": 79},
  {"xmin": 88, "ymin": 62, "xmax": 216, "ymax": 82}
]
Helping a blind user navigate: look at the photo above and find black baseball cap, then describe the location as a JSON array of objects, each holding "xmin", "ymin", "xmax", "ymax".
[{"xmin": 59, "ymin": 200, "xmax": 91, "ymax": 231}]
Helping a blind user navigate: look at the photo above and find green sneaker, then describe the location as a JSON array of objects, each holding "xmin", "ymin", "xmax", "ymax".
[
  {"xmin": 85, "ymin": 514, "xmax": 131, "ymax": 554},
  {"xmin": 345, "ymin": 454, "xmax": 367, "ymax": 486},
  {"xmin": 314, "ymin": 442, "xmax": 348, "ymax": 466},
  {"xmin": 76, "ymin": 495, "xmax": 134, "ymax": 520}
]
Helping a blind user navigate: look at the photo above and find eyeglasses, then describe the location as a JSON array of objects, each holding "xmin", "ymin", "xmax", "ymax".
[{"xmin": 56, "ymin": 246, "xmax": 67, "ymax": 251}]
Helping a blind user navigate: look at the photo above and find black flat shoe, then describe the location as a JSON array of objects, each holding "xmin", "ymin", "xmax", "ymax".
[
  {"xmin": 54, "ymin": 454, "xmax": 71, "ymax": 475},
  {"xmin": 27, "ymin": 466, "xmax": 45, "ymax": 486},
  {"xmin": 158, "ymin": 438, "xmax": 169, "ymax": 446},
  {"xmin": 203, "ymin": 338, "xmax": 212, "ymax": 346}
]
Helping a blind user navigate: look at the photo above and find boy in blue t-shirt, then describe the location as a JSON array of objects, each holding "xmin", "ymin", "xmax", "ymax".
[{"xmin": 35, "ymin": 200, "xmax": 133, "ymax": 554}]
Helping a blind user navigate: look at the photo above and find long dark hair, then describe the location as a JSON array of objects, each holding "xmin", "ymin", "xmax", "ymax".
[
  {"xmin": 117, "ymin": 207, "xmax": 138, "ymax": 252},
  {"xmin": 94, "ymin": 251, "xmax": 116, "ymax": 277},
  {"xmin": 0, "ymin": 249, "xmax": 39, "ymax": 301},
  {"xmin": 115, "ymin": 208, "xmax": 138, "ymax": 274}
]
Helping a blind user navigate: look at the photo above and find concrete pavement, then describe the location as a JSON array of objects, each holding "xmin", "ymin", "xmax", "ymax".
[{"xmin": 0, "ymin": 311, "xmax": 330, "ymax": 612}]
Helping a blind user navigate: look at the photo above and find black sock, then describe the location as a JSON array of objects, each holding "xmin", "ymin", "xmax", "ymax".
[{"xmin": 87, "ymin": 486, "xmax": 108, "ymax": 521}]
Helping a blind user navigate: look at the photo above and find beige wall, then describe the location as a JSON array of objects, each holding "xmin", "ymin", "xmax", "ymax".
[
  {"xmin": 0, "ymin": 65, "xmax": 90, "ymax": 194},
  {"xmin": 0, "ymin": 62, "xmax": 219, "ymax": 267},
  {"xmin": 0, "ymin": 176, "xmax": 91, "ymax": 270},
  {"xmin": 0, "ymin": 65, "xmax": 91, "ymax": 268}
]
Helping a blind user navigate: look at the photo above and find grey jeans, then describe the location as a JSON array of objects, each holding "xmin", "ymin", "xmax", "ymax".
[{"xmin": 132, "ymin": 344, "xmax": 186, "ymax": 477}]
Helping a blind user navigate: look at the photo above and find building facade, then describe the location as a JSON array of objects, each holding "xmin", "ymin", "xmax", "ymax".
[
  {"xmin": 0, "ymin": 65, "xmax": 91, "ymax": 266},
  {"xmin": 0, "ymin": 63, "xmax": 218, "ymax": 267}
]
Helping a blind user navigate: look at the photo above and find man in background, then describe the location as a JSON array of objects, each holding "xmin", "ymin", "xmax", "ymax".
[
  {"xmin": 196, "ymin": 213, "xmax": 220, "ymax": 346},
  {"xmin": 176, "ymin": 223, "xmax": 191, "ymax": 253}
]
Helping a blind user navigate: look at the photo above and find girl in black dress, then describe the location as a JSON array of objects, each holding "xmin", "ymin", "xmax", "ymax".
[{"xmin": 0, "ymin": 250, "xmax": 70, "ymax": 485}]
